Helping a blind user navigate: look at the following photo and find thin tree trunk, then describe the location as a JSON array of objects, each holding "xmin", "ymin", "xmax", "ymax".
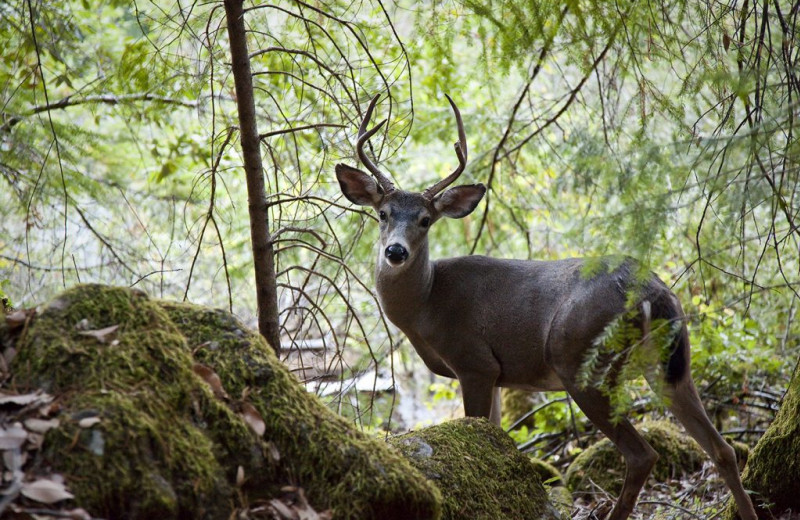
[{"xmin": 223, "ymin": 0, "xmax": 281, "ymax": 355}]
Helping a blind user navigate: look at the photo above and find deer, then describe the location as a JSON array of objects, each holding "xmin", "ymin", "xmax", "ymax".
[{"xmin": 335, "ymin": 94, "xmax": 758, "ymax": 520}]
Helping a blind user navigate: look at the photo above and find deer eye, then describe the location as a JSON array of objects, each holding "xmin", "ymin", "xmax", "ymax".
[
  {"xmin": 420, "ymin": 217, "xmax": 431, "ymax": 228},
  {"xmin": 379, "ymin": 210, "xmax": 387, "ymax": 222}
]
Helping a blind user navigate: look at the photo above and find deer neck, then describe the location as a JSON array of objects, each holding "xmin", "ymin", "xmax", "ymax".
[{"xmin": 375, "ymin": 242, "xmax": 433, "ymax": 327}]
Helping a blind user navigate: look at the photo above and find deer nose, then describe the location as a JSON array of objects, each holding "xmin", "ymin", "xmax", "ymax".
[{"xmin": 385, "ymin": 243, "xmax": 409, "ymax": 265}]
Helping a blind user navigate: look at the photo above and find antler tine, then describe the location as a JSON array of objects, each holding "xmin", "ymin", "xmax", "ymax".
[
  {"xmin": 423, "ymin": 94, "xmax": 468, "ymax": 200},
  {"xmin": 357, "ymin": 94, "xmax": 395, "ymax": 194}
]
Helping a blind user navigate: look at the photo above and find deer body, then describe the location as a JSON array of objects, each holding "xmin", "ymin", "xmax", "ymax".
[
  {"xmin": 336, "ymin": 94, "xmax": 757, "ymax": 520},
  {"xmin": 379, "ymin": 253, "xmax": 610, "ymax": 389}
]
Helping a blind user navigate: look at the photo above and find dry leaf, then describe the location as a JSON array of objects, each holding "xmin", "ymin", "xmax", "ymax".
[
  {"xmin": 3, "ymin": 346, "xmax": 17, "ymax": 366},
  {"xmin": 78, "ymin": 417, "xmax": 101, "ymax": 428},
  {"xmin": 236, "ymin": 465, "xmax": 245, "ymax": 487},
  {"xmin": 64, "ymin": 508, "xmax": 92, "ymax": 520},
  {"xmin": 269, "ymin": 499, "xmax": 298, "ymax": 519},
  {"xmin": 193, "ymin": 363, "xmax": 229, "ymax": 399},
  {"xmin": 267, "ymin": 441, "xmax": 281, "ymax": 463},
  {"xmin": 26, "ymin": 432, "xmax": 45, "ymax": 450},
  {"xmin": 0, "ymin": 423, "xmax": 28, "ymax": 450},
  {"xmin": 0, "ymin": 391, "xmax": 52, "ymax": 407},
  {"xmin": 77, "ymin": 324, "xmax": 120, "ymax": 343},
  {"xmin": 5, "ymin": 308, "xmax": 34, "ymax": 331},
  {"xmin": 3, "ymin": 446, "xmax": 27, "ymax": 471},
  {"xmin": 24, "ymin": 418, "xmax": 60, "ymax": 434},
  {"xmin": 273, "ymin": 487, "xmax": 331, "ymax": 520},
  {"xmin": 241, "ymin": 402, "xmax": 265, "ymax": 437},
  {"xmin": 20, "ymin": 478, "xmax": 74, "ymax": 504}
]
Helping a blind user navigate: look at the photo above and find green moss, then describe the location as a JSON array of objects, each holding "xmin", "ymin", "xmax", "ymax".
[
  {"xmin": 159, "ymin": 300, "xmax": 441, "ymax": 519},
  {"xmin": 547, "ymin": 485, "xmax": 573, "ymax": 519},
  {"xmin": 529, "ymin": 457, "xmax": 564, "ymax": 486},
  {"xmin": 724, "ymin": 372, "xmax": 800, "ymax": 519},
  {"xmin": 13, "ymin": 285, "xmax": 230, "ymax": 519},
  {"xmin": 389, "ymin": 417, "xmax": 561, "ymax": 520},
  {"xmin": 11, "ymin": 285, "xmax": 440, "ymax": 520},
  {"xmin": 565, "ymin": 420, "xmax": 705, "ymax": 495}
]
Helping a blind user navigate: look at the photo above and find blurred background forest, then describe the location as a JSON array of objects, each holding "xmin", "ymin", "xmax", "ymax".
[{"xmin": 1, "ymin": 0, "xmax": 798, "ymax": 463}]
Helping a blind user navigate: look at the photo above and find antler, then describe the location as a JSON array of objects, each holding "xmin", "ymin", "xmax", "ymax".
[
  {"xmin": 357, "ymin": 94, "xmax": 395, "ymax": 194},
  {"xmin": 422, "ymin": 94, "xmax": 468, "ymax": 200}
]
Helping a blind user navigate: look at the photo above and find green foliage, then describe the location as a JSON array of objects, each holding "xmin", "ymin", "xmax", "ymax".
[
  {"xmin": 429, "ymin": 380, "xmax": 460, "ymax": 403},
  {"xmin": 0, "ymin": 279, "xmax": 11, "ymax": 310}
]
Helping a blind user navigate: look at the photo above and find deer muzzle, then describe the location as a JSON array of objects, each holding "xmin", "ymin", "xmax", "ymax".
[{"xmin": 384, "ymin": 243, "xmax": 409, "ymax": 266}]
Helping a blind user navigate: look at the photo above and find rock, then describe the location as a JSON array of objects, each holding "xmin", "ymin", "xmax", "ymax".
[
  {"xmin": 9, "ymin": 284, "xmax": 441, "ymax": 520},
  {"xmin": 389, "ymin": 417, "xmax": 561, "ymax": 520}
]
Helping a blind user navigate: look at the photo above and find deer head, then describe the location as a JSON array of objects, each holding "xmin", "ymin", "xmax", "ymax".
[{"xmin": 336, "ymin": 94, "xmax": 486, "ymax": 269}]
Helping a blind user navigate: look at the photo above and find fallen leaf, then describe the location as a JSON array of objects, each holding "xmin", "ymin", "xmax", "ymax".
[
  {"xmin": 236, "ymin": 465, "xmax": 245, "ymax": 487},
  {"xmin": 24, "ymin": 418, "xmax": 60, "ymax": 434},
  {"xmin": 77, "ymin": 324, "xmax": 120, "ymax": 343},
  {"xmin": 74, "ymin": 318, "xmax": 90, "ymax": 330},
  {"xmin": 241, "ymin": 402, "xmax": 265, "ymax": 437},
  {"xmin": 273, "ymin": 487, "xmax": 331, "ymax": 520},
  {"xmin": 193, "ymin": 363, "xmax": 228, "ymax": 399},
  {"xmin": 3, "ymin": 446, "xmax": 27, "ymax": 471},
  {"xmin": 269, "ymin": 499, "xmax": 297, "ymax": 519},
  {"xmin": 20, "ymin": 478, "xmax": 74, "ymax": 504},
  {"xmin": 5, "ymin": 308, "xmax": 34, "ymax": 331},
  {"xmin": 0, "ymin": 391, "xmax": 52, "ymax": 407},
  {"xmin": 0, "ymin": 423, "xmax": 28, "ymax": 450},
  {"xmin": 78, "ymin": 417, "xmax": 101, "ymax": 428},
  {"xmin": 26, "ymin": 432, "xmax": 45, "ymax": 450},
  {"xmin": 3, "ymin": 346, "xmax": 17, "ymax": 366},
  {"xmin": 64, "ymin": 508, "xmax": 92, "ymax": 520},
  {"xmin": 267, "ymin": 441, "xmax": 281, "ymax": 463}
]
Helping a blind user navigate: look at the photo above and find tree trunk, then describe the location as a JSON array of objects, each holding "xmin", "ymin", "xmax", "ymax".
[
  {"xmin": 223, "ymin": 0, "xmax": 281, "ymax": 355},
  {"xmin": 727, "ymin": 361, "xmax": 800, "ymax": 518}
]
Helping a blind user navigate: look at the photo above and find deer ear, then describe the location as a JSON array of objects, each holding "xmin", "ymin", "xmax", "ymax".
[
  {"xmin": 336, "ymin": 164, "xmax": 384, "ymax": 207},
  {"xmin": 434, "ymin": 184, "xmax": 486, "ymax": 218}
]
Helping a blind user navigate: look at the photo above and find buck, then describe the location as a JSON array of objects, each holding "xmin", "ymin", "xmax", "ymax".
[{"xmin": 335, "ymin": 94, "xmax": 757, "ymax": 520}]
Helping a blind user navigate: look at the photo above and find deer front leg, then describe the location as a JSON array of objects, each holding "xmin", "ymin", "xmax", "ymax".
[
  {"xmin": 459, "ymin": 370, "xmax": 501, "ymax": 425},
  {"xmin": 490, "ymin": 387, "xmax": 502, "ymax": 425}
]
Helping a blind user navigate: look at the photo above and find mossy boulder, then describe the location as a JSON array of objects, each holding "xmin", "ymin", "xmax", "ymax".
[
  {"xmin": 389, "ymin": 417, "xmax": 561, "ymax": 520},
  {"xmin": 724, "ymin": 370, "xmax": 800, "ymax": 519},
  {"xmin": 528, "ymin": 458, "xmax": 571, "ymax": 519},
  {"xmin": 528, "ymin": 457, "xmax": 564, "ymax": 487},
  {"xmin": 565, "ymin": 420, "xmax": 705, "ymax": 495},
  {"xmin": 9, "ymin": 284, "xmax": 441, "ymax": 519},
  {"xmin": 547, "ymin": 484, "xmax": 573, "ymax": 520}
]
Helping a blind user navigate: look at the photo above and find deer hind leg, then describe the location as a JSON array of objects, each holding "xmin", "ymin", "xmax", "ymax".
[
  {"xmin": 564, "ymin": 383, "xmax": 658, "ymax": 520},
  {"xmin": 663, "ymin": 376, "xmax": 758, "ymax": 520}
]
